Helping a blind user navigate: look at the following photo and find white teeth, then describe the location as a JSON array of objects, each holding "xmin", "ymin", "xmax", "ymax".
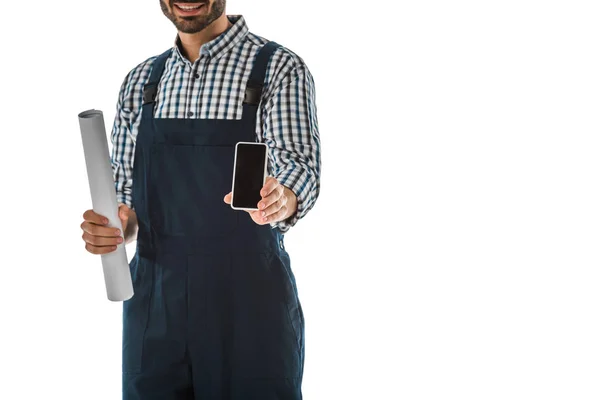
[{"xmin": 177, "ymin": 4, "xmax": 202, "ymax": 10}]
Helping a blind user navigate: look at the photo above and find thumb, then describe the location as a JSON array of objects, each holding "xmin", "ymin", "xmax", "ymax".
[
  {"xmin": 118, "ymin": 204, "xmax": 130, "ymax": 233},
  {"xmin": 118, "ymin": 203, "xmax": 130, "ymax": 220}
]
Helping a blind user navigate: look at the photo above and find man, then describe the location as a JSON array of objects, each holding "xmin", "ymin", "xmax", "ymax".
[{"xmin": 79, "ymin": 1, "xmax": 321, "ymax": 398}]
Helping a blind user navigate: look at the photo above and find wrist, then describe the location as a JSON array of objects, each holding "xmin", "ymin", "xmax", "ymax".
[{"xmin": 282, "ymin": 186, "xmax": 298, "ymax": 221}]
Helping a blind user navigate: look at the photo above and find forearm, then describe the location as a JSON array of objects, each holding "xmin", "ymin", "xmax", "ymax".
[
  {"xmin": 111, "ymin": 71, "xmax": 137, "ymax": 244},
  {"xmin": 262, "ymin": 61, "xmax": 320, "ymax": 231}
]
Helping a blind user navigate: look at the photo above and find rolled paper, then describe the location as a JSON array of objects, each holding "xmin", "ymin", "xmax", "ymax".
[{"xmin": 78, "ymin": 109, "xmax": 134, "ymax": 302}]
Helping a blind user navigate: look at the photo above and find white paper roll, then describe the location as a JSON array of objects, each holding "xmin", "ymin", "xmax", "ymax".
[{"xmin": 78, "ymin": 109, "xmax": 134, "ymax": 302}]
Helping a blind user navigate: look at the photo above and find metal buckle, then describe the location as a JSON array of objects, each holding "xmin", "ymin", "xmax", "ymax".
[
  {"xmin": 143, "ymin": 84, "xmax": 158, "ymax": 105},
  {"xmin": 243, "ymin": 83, "xmax": 263, "ymax": 105}
]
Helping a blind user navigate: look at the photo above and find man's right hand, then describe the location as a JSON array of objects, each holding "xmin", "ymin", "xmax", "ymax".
[{"xmin": 81, "ymin": 203, "xmax": 131, "ymax": 255}]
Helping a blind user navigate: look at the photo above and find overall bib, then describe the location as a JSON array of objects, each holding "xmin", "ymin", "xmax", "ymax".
[{"xmin": 122, "ymin": 41, "xmax": 305, "ymax": 399}]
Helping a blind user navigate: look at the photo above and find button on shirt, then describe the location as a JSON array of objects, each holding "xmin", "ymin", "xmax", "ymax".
[{"xmin": 110, "ymin": 14, "xmax": 321, "ymax": 232}]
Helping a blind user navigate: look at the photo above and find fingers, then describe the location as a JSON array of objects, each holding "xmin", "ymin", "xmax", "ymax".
[
  {"xmin": 249, "ymin": 209, "xmax": 270, "ymax": 225},
  {"xmin": 80, "ymin": 220, "xmax": 122, "ymax": 237},
  {"xmin": 83, "ymin": 209, "xmax": 109, "ymax": 225},
  {"xmin": 81, "ymin": 208, "xmax": 123, "ymax": 255},
  {"xmin": 81, "ymin": 223, "xmax": 122, "ymax": 254},
  {"xmin": 247, "ymin": 209, "xmax": 263, "ymax": 221},
  {"xmin": 82, "ymin": 231, "xmax": 123, "ymax": 247},
  {"xmin": 261, "ymin": 194, "xmax": 287, "ymax": 222},
  {"xmin": 265, "ymin": 205, "xmax": 288, "ymax": 224},
  {"xmin": 82, "ymin": 225, "xmax": 122, "ymax": 254},
  {"xmin": 260, "ymin": 177, "xmax": 279, "ymax": 198},
  {"xmin": 85, "ymin": 242, "xmax": 119, "ymax": 255},
  {"xmin": 226, "ymin": 183, "xmax": 283, "ymax": 225},
  {"xmin": 258, "ymin": 184, "xmax": 284, "ymax": 214}
]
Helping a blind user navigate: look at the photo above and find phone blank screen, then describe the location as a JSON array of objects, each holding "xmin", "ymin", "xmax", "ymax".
[{"xmin": 232, "ymin": 143, "xmax": 267, "ymax": 209}]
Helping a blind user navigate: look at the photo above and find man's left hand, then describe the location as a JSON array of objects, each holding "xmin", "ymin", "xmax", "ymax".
[{"xmin": 224, "ymin": 177, "xmax": 298, "ymax": 225}]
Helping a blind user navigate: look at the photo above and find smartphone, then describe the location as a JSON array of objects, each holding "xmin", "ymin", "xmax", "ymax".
[{"xmin": 231, "ymin": 142, "xmax": 268, "ymax": 210}]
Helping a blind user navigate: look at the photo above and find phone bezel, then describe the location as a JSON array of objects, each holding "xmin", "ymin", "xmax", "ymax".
[{"xmin": 230, "ymin": 141, "xmax": 268, "ymax": 211}]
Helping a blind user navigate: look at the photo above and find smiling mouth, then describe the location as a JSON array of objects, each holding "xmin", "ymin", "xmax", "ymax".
[{"xmin": 173, "ymin": 2, "xmax": 206, "ymax": 15}]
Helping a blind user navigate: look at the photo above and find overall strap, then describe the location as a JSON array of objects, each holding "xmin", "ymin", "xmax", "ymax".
[
  {"xmin": 243, "ymin": 41, "xmax": 280, "ymax": 107},
  {"xmin": 142, "ymin": 48, "xmax": 174, "ymax": 108}
]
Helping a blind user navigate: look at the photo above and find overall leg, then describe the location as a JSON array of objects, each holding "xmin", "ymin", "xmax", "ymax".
[
  {"xmin": 227, "ymin": 251, "xmax": 304, "ymax": 400},
  {"xmin": 122, "ymin": 252, "xmax": 194, "ymax": 399},
  {"xmin": 187, "ymin": 253, "xmax": 235, "ymax": 400},
  {"xmin": 187, "ymin": 251, "xmax": 303, "ymax": 400}
]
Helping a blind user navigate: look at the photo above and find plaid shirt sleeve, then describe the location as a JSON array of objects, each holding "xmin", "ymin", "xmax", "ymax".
[
  {"xmin": 110, "ymin": 71, "xmax": 136, "ymax": 210},
  {"xmin": 261, "ymin": 56, "xmax": 321, "ymax": 232}
]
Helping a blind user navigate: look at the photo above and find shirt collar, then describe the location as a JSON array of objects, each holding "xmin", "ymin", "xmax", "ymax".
[{"xmin": 173, "ymin": 14, "xmax": 249, "ymax": 63}]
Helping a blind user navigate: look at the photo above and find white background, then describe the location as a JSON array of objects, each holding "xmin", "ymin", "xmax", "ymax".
[{"xmin": 1, "ymin": 0, "xmax": 599, "ymax": 399}]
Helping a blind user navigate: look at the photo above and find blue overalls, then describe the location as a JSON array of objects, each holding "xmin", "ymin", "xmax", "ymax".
[{"xmin": 122, "ymin": 41, "xmax": 304, "ymax": 399}]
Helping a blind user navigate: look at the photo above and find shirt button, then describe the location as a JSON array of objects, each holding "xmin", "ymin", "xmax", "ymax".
[
  {"xmin": 279, "ymin": 239, "xmax": 284, "ymax": 249},
  {"xmin": 194, "ymin": 73, "xmax": 199, "ymax": 79},
  {"xmin": 188, "ymin": 111, "xmax": 194, "ymax": 117}
]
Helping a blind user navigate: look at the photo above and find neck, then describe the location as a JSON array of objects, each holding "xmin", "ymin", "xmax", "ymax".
[{"xmin": 177, "ymin": 13, "xmax": 232, "ymax": 62}]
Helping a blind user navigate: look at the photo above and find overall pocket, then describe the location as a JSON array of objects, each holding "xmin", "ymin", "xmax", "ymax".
[{"xmin": 149, "ymin": 143, "xmax": 239, "ymax": 238}]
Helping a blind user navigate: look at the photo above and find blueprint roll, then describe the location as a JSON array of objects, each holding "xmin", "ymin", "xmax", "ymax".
[{"xmin": 78, "ymin": 109, "xmax": 134, "ymax": 302}]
